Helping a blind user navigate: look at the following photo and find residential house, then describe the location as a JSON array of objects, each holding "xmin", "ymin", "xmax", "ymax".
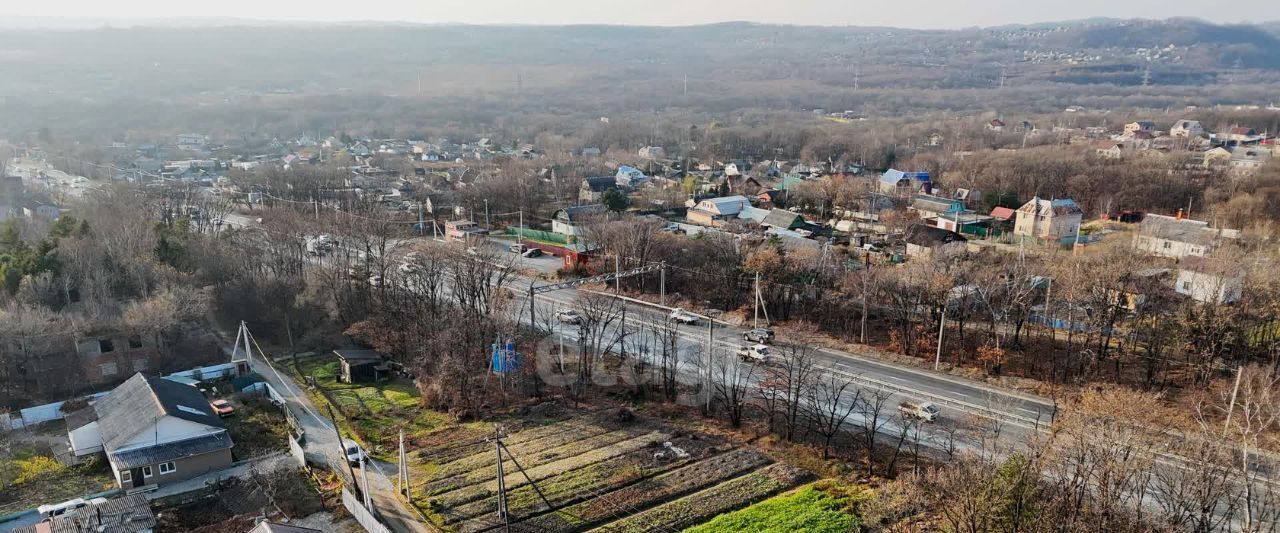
[
  {"xmin": 444, "ymin": 220, "xmax": 488, "ymax": 244},
  {"xmin": 687, "ymin": 195, "xmax": 751, "ymax": 227},
  {"xmin": 726, "ymin": 175, "xmax": 762, "ymax": 196},
  {"xmin": 724, "ymin": 162, "xmax": 744, "ymax": 177},
  {"xmin": 1014, "ymin": 197, "xmax": 1083, "ymax": 242},
  {"xmin": 933, "ymin": 212, "xmax": 995, "ymax": 236},
  {"xmin": 757, "ymin": 189, "xmax": 786, "ymax": 208},
  {"xmin": 910, "ymin": 194, "xmax": 965, "ymax": 219},
  {"xmin": 552, "ymin": 204, "xmax": 607, "ymax": 237},
  {"xmin": 580, "ymin": 177, "xmax": 616, "ymax": 203},
  {"xmin": 581, "ymin": 147, "xmax": 602, "ymax": 158},
  {"xmin": 905, "ymin": 224, "xmax": 967, "ymax": 258},
  {"xmin": 990, "ymin": 206, "xmax": 1016, "ymax": 225},
  {"xmin": 1094, "ymin": 140, "xmax": 1125, "ymax": 159},
  {"xmin": 14, "ymin": 494, "xmax": 155, "ymax": 533},
  {"xmin": 65, "ymin": 373, "xmax": 233, "ymax": 489},
  {"xmin": 1170, "ymin": 120, "xmax": 1205, "ymax": 138},
  {"xmin": 1203, "ymin": 146, "xmax": 1233, "ymax": 168},
  {"xmin": 21, "ymin": 201, "xmax": 60, "ymax": 219},
  {"xmin": 1175, "ymin": 257, "xmax": 1244, "ymax": 304},
  {"xmin": 1221, "ymin": 126, "xmax": 1260, "ymax": 144},
  {"xmin": 638, "ymin": 146, "xmax": 666, "ymax": 159},
  {"xmin": 75, "ymin": 332, "xmax": 161, "ymax": 385},
  {"xmin": 615, "ymin": 166, "xmax": 647, "ymax": 189},
  {"xmin": 1230, "ymin": 148, "xmax": 1271, "ymax": 173},
  {"xmin": 1134, "ymin": 213, "xmax": 1237, "ymax": 259},
  {"xmin": 176, "ymin": 133, "xmax": 207, "ymax": 148},
  {"xmin": 878, "ymin": 169, "xmax": 931, "ymax": 196},
  {"xmin": 761, "ymin": 209, "xmax": 804, "ymax": 230},
  {"xmin": 1124, "ymin": 121, "xmax": 1156, "ymax": 135},
  {"xmin": 928, "ymin": 132, "xmax": 945, "ymax": 146},
  {"xmin": 986, "ymin": 119, "xmax": 1006, "ymax": 132}
]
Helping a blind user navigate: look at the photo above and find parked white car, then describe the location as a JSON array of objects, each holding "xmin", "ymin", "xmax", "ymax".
[
  {"xmin": 343, "ymin": 440, "xmax": 368, "ymax": 466},
  {"xmin": 898, "ymin": 401, "xmax": 940, "ymax": 422},
  {"xmin": 668, "ymin": 308, "xmax": 700, "ymax": 324},
  {"xmin": 736, "ymin": 344, "xmax": 778, "ymax": 365}
]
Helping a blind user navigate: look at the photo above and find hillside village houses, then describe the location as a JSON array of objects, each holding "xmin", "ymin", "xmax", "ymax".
[
  {"xmin": 1175, "ymin": 257, "xmax": 1245, "ymax": 304},
  {"xmin": 1014, "ymin": 197, "xmax": 1083, "ymax": 242},
  {"xmin": 1135, "ymin": 213, "xmax": 1240, "ymax": 259},
  {"xmin": 66, "ymin": 373, "xmax": 234, "ymax": 489},
  {"xmin": 1124, "ymin": 120, "xmax": 1156, "ymax": 135},
  {"xmin": 1170, "ymin": 119, "xmax": 1205, "ymax": 138}
]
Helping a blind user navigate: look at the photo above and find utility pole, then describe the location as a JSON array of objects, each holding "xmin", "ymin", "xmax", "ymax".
[
  {"xmin": 359, "ymin": 456, "xmax": 373, "ymax": 511},
  {"xmin": 659, "ymin": 263, "xmax": 666, "ymax": 307},
  {"xmin": 493, "ymin": 427, "xmax": 510, "ymax": 533},
  {"xmin": 753, "ymin": 272, "xmax": 760, "ymax": 329},
  {"xmin": 705, "ymin": 313, "xmax": 715, "ymax": 412},
  {"xmin": 399, "ymin": 429, "xmax": 409, "ymax": 499},
  {"xmin": 1224, "ymin": 365, "xmax": 1244, "ymax": 437},
  {"xmin": 516, "ymin": 210, "xmax": 523, "ymax": 251},
  {"xmin": 527, "ymin": 282, "xmax": 537, "ymax": 330},
  {"xmin": 617, "ymin": 254, "xmax": 627, "ymax": 360},
  {"xmin": 325, "ymin": 404, "xmax": 362, "ymax": 503},
  {"xmin": 861, "ymin": 253, "xmax": 869, "ymax": 344},
  {"xmin": 934, "ymin": 307, "xmax": 946, "ymax": 370},
  {"xmin": 484, "ymin": 199, "xmax": 491, "ymax": 229}
]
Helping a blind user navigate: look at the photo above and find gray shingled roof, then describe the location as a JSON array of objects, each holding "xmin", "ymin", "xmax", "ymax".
[
  {"xmin": 761, "ymin": 209, "xmax": 801, "ymax": 229},
  {"xmin": 1139, "ymin": 214, "xmax": 1212, "ymax": 244},
  {"xmin": 110, "ymin": 431, "xmax": 232, "ymax": 469},
  {"xmin": 14, "ymin": 495, "xmax": 155, "ymax": 533},
  {"xmin": 94, "ymin": 373, "xmax": 224, "ymax": 451}
]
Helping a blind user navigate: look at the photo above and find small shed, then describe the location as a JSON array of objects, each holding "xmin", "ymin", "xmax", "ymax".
[{"xmin": 335, "ymin": 350, "xmax": 390, "ymax": 384}]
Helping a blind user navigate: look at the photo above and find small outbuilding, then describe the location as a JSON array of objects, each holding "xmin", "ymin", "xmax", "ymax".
[{"xmin": 335, "ymin": 350, "xmax": 390, "ymax": 384}]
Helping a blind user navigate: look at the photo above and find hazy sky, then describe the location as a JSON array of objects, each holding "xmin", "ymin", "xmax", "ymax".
[{"xmin": 3, "ymin": 0, "xmax": 1277, "ymax": 29}]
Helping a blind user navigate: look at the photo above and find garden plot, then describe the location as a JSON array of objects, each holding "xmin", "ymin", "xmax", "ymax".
[
  {"xmin": 407, "ymin": 407, "xmax": 810, "ymax": 533},
  {"xmin": 451, "ymin": 434, "xmax": 732, "ymax": 530},
  {"xmin": 511, "ymin": 447, "xmax": 774, "ymax": 533},
  {"xmin": 429, "ymin": 430, "xmax": 670, "ymax": 510},
  {"xmin": 587, "ymin": 463, "xmax": 811, "ymax": 533}
]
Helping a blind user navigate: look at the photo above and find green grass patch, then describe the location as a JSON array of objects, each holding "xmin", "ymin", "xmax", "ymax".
[
  {"xmin": 0, "ymin": 453, "xmax": 115, "ymax": 515},
  {"xmin": 682, "ymin": 480, "xmax": 868, "ymax": 533},
  {"xmin": 224, "ymin": 396, "xmax": 291, "ymax": 460},
  {"xmin": 289, "ymin": 356, "xmax": 449, "ymax": 459}
]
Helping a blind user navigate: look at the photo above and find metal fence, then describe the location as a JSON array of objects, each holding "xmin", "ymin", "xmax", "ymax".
[
  {"xmin": 3, "ymin": 362, "xmax": 248, "ymax": 432},
  {"xmin": 1, "ymin": 391, "xmax": 110, "ymax": 431}
]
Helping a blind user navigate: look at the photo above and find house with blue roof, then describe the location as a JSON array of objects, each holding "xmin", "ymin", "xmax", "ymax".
[
  {"xmin": 616, "ymin": 165, "xmax": 647, "ymax": 188},
  {"xmin": 878, "ymin": 169, "xmax": 932, "ymax": 195}
]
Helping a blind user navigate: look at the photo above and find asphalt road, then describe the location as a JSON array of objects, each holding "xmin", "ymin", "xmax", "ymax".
[{"xmin": 248, "ymin": 351, "xmax": 433, "ymax": 533}]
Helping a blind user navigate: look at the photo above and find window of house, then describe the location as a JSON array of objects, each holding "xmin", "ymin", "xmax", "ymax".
[
  {"xmin": 1163, "ymin": 242, "xmax": 1171, "ymax": 249},
  {"xmin": 100, "ymin": 362, "xmax": 118, "ymax": 377},
  {"xmin": 1181, "ymin": 281, "xmax": 1191, "ymax": 290},
  {"xmin": 128, "ymin": 335, "xmax": 143, "ymax": 349},
  {"xmin": 98, "ymin": 339, "xmax": 115, "ymax": 353},
  {"xmin": 142, "ymin": 466, "xmax": 153, "ymax": 478},
  {"xmin": 158, "ymin": 462, "xmax": 175, "ymax": 475},
  {"xmin": 120, "ymin": 470, "xmax": 131, "ymax": 483},
  {"xmin": 132, "ymin": 359, "xmax": 148, "ymax": 372}
]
